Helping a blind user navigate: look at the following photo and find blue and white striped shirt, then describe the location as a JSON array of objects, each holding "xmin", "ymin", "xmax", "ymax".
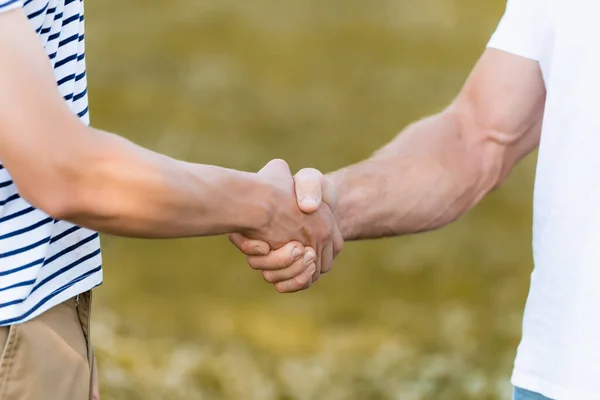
[{"xmin": 0, "ymin": 0, "xmax": 102, "ymax": 326}]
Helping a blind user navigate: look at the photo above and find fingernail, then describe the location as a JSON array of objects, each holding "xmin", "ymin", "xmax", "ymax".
[
  {"xmin": 301, "ymin": 197, "xmax": 318, "ymax": 204},
  {"xmin": 306, "ymin": 263, "xmax": 316, "ymax": 276},
  {"xmin": 303, "ymin": 251, "xmax": 315, "ymax": 265},
  {"xmin": 291, "ymin": 247, "xmax": 302, "ymax": 259}
]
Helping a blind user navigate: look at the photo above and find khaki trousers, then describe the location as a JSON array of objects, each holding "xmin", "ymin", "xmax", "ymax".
[{"xmin": 0, "ymin": 291, "xmax": 95, "ymax": 400}]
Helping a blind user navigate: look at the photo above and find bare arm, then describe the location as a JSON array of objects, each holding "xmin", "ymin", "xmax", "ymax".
[
  {"xmin": 330, "ymin": 49, "xmax": 545, "ymax": 240},
  {"xmin": 0, "ymin": 10, "xmax": 277, "ymax": 238},
  {"xmin": 0, "ymin": 9, "xmax": 339, "ymax": 251},
  {"xmin": 229, "ymin": 49, "xmax": 545, "ymax": 291}
]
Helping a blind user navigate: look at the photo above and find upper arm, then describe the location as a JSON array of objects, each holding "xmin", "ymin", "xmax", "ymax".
[
  {"xmin": 451, "ymin": 49, "xmax": 545, "ymax": 184},
  {"xmin": 449, "ymin": 0, "xmax": 547, "ymax": 185},
  {"xmin": 0, "ymin": 8, "xmax": 87, "ymax": 207}
]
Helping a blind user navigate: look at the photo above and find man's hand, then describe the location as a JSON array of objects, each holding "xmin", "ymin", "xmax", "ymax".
[{"xmin": 230, "ymin": 166, "xmax": 344, "ymax": 293}]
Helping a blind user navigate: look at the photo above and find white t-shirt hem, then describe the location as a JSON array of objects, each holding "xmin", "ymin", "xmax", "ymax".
[{"xmin": 512, "ymin": 370, "xmax": 600, "ymax": 400}]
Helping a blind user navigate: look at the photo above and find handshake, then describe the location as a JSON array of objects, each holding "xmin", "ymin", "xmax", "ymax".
[{"xmin": 229, "ymin": 159, "xmax": 344, "ymax": 294}]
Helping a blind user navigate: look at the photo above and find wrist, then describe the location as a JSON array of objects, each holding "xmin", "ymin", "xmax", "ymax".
[
  {"xmin": 326, "ymin": 169, "xmax": 352, "ymax": 240},
  {"xmin": 235, "ymin": 172, "xmax": 279, "ymax": 235},
  {"xmin": 327, "ymin": 161, "xmax": 382, "ymax": 241}
]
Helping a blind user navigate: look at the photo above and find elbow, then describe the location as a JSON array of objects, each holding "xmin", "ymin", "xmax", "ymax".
[
  {"xmin": 473, "ymin": 140, "xmax": 504, "ymax": 191},
  {"xmin": 2, "ymin": 120, "xmax": 103, "ymax": 221},
  {"xmin": 38, "ymin": 185, "xmax": 89, "ymax": 222},
  {"xmin": 444, "ymin": 107, "xmax": 507, "ymax": 194},
  {"xmin": 14, "ymin": 159, "xmax": 91, "ymax": 222},
  {"xmin": 29, "ymin": 190, "xmax": 77, "ymax": 221},
  {"xmin": 460, "ymin": 137, "xmax": 505, "ymax": 199}
]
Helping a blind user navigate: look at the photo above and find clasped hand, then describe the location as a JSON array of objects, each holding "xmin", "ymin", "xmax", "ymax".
[{"xmin": 229, "ymin": 159, "xmax": 344, "ymax": 293}]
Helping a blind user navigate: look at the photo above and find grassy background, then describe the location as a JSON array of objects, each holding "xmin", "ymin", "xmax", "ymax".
[{"xmin": 85, "ymin": 0, "xmax": 536, "ymax": 399}]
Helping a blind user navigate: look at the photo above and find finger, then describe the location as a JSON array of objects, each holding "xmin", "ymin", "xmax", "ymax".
[
  {"xmin": 261, "ymin": 248, "xmax": 316, "ymax": 283},
  {"xmin": 258, "ymin": 159, "xmax": 293, "ymax": 184},
  {"xmin": 247, "ymin": 241, "xmax": 304, "ymax": 270},
  {"xmin": 312, "ymin": 245, "xmax": 323, "ymax": 283},
  {"xmin": 321, "ymin": 176, "xmax": 338, "ymax": 211},
  {"xmin": 294, "ymin": 168, "xmax": 324, "ymax": 214},
  {"xmin": 228, "ymin": 233, "xmax": 270, "ymax": 256},
  {"xmin": 274, "ymin": 263, "xmax": 317, "ymax": 293},
  {"xmin": 332, "ymin": 227, "xmax": 344, "ymax": 261},
  {"xmin": 319, "ymin": 243, "xmax": 334, "ymax": 277}
]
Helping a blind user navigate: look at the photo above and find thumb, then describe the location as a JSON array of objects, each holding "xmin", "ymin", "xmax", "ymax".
[{"xmin": 294, "ymin": 168, "xmax": 324, "ymax": 214}]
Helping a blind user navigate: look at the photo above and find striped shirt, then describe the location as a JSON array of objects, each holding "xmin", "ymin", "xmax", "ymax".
[{"xmin": 0, "ymin": 0, "xmax": 102, "ymax": 326}]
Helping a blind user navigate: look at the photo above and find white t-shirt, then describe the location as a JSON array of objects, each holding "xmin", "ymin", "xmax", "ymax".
[{"xmin": 488, "ymin": 1, "xmax": 600, "ymax": 399}]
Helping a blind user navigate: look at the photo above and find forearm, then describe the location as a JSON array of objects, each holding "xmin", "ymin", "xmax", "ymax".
[
  {"xmin": 41, "ymin": 127, "xmax": 274, "ymax": 238},
  {"xmin": 0, "ymin": 11, "xmax": 277, "ymax": 239},
  {"xmin": 328, "ymin": 111, "xmax": 499, "ymax": 241}
]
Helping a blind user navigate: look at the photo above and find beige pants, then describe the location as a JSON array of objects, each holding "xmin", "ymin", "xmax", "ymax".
[{"xmin": 0, "ymin": 292, "xmax": 95, "ymax": 400}]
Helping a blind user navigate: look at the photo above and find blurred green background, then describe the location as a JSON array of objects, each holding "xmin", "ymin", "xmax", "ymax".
[{"xmin": 85, "ymin": 0, "xmax": 536, "ymax": 399}]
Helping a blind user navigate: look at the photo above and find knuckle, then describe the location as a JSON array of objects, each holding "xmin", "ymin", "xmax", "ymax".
[
  {"xmin": 262, "ymin": 271, "xmax": 276, "ymax": 283},
  {"xmin": 247, "ymin": 257, "xmax": 261, "ymax": 270},
  {"xmin": 270, "ymin": 158, "xmax": 289, "ymax": 170},
  {"xmin": 241, "ymin": 241, "xmax": 256, "ymax": 255},
  {"xmin": 295, "ymin": 274, "xmax": 311, "ymax": 287},
  {"xmin": 275, "ymin": 282, "xmax": 290, "ymax": 293},
  {"xmin": 319, "ymin": 233, "xmax": 332, "ymax": 245},
  {"xmin": 275, "ymin": 254, "xmax": 290, "ymax": 269},
  {"xmin": 315, "ymin": 225, "xmax": 327, "ymax": 241},
  {"xmin": 227, "ymin": 234, "xmax": 237, "ymax": 245},
  {"xmin": 293, "ymin": 261, "xmax": 307, "ymax": 275},
  {"xmin": 318, "ymin": 219, "xmax": 332, "ymax": 237},
  {"xmin": 252, "ymin": 244, "xmax": 267, "ymax": 256},
  {"xmin": 277, "ymin": 278, "xmax": 304, "ymax": 293}
]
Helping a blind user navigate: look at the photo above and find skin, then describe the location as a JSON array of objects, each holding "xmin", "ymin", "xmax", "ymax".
[
  {"xmin": 0, "ymin": 9, "xmax": 346, "ymax": 395},
  {"xmin": 229, "ymin": 167, "xmax": 342, "ymax": 292},
  {"xmin": 231, "ymin": 48, "xmax": 546, "ymax": 292},
  {"xmin": 0, "ymin": 9, "xmax": 342, "ymax": 272},
  {"xmin": 2, "ymin": 6, "xmax": 544, "ymax": 396}
]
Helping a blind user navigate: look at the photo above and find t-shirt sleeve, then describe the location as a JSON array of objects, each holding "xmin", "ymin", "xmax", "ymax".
[
  {"xmin": 0, "ymin": 0, "xmax": 22, "ymax": 13},
  {"xmin": 487, "ymin": 0, "xmax": 545, "ymax": 61}
]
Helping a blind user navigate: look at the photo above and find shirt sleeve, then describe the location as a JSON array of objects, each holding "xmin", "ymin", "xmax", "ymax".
[
  {"xmin": 0, "ymin": 0, "xmax": 22, "ymax": 13},
  {"xmin": 487, "ymin": 0, "xmax": 546, "ymax": 61}
]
